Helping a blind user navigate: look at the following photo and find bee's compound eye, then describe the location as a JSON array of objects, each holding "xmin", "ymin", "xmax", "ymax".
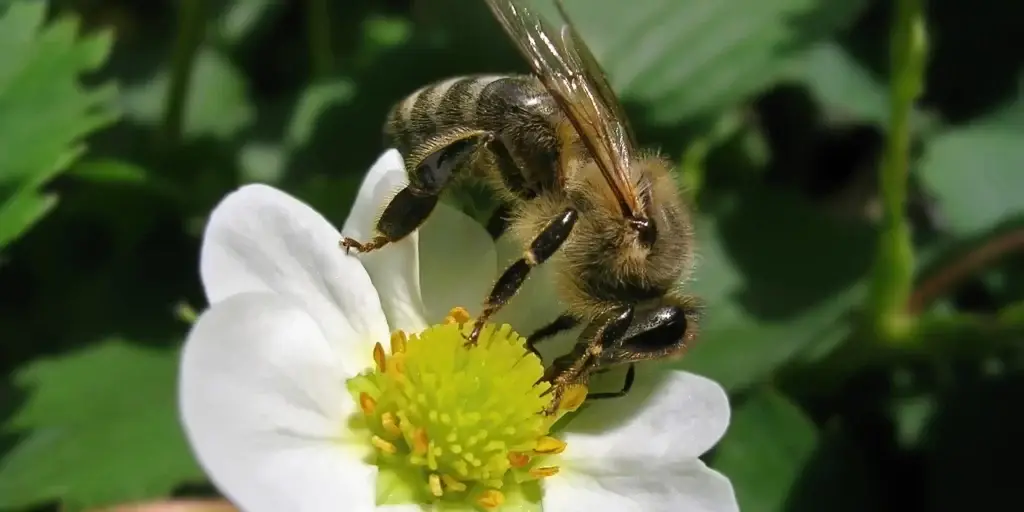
[{"xmin": 620, "ymin": 305, "xmax": 687, "ymax": 354}]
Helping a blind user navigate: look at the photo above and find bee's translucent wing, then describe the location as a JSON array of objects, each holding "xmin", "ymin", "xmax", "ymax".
[{"xmin": 485, "ymin": 0, "xmax": 641, "ymax": 217}]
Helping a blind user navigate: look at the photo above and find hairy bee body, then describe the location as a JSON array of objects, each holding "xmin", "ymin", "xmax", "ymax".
[
  {"xmin": 343, "ymin": 0, "xmax": 702, "ymax": 413},
  {"xmin": 385, "ymin": 74, "xmax": 560, "ymax": 201},
  {"xmin": 385, "ymin": 73, "xmax": 696, "ymax": 339}
]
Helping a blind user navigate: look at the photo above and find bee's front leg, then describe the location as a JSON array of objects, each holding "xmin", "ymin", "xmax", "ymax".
[{"xmin": 341, "ymin": 130, "xmax": 492, "ymax": 255}]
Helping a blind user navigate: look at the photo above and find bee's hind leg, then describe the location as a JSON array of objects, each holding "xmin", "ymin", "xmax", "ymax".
[{"xmin": 341, "ymin": 129, "xmax": 493, "ymax": 254}]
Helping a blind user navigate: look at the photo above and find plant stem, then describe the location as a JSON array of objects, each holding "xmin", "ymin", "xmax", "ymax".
[
  {"xmin": 307, "ymin": 0, "xmax": 334, "ymax": 80},
  {"xmin": 162, "ymin": 0, "xmax": 205, "ymax": 147},
  {"xmin": 867, "ymin": 0, "xmax": 928, "ymax": 340}
]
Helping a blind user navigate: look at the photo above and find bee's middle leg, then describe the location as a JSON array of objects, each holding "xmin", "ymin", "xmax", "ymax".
[
  {"xmin": 341, "ymin": 130, "xmax": 492, "ymax": 254},
  {"xmin": 465, "ymin": 207, "xmax": 579, "ymax": 346},
  {"xmin": 587, "ymin": 364, "xmax": 636, "ymax": 400},
  {"xmin": 526, "ymin": 314, "xmax": 580, "ymax": 357}
]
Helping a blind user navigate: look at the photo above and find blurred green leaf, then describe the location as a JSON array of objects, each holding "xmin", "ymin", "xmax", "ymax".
[
  {"xmin": 557, "ymin": 0, "xmax": 866, "ymax": 124},
  {"xmin": 918, "ymin": 102, "xmax": 1024, "ymax": 236},
  {"xmin": 285, "ymin": 80, "xmax": 356, "ymax": 148},
  {"xmin": 712, "ymin": 389, "xmax": 876, "ymax": 512},
  {"xmin": 69, "ymin": 159, "xmax": 150, "ymax": 185},
  {"xmin": 121, "ymin": 48, "xmax": 253, "ymax": 139},
  {"xmin": 712, "ymin": 389, "xmax": 818, "ymax": 512},
  {"xmin": 0, "ymin": 0, "xmax": 118, "ymax": 248},
  {"xmin": 0, "ymin": 190, "xmax": 57, "ymax": 248},
  {"xmin": 0, "ymin": 341, "xmax": 203, "ymax": 509},
  {"xmin": 678, "ymin": 189, "xmax": 872, "ymax": 390}
]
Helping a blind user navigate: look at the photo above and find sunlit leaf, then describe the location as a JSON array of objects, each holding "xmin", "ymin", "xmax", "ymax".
[
  {"xmin": 555, "ymin": 0, "xmax": 866, "ymax": 124},
  {"xmin": 678, "ymin": 189, "xmax": 872, "ymax": 390},
  {"xmin": 918, "ymin": 100, "xmax": 1024, "ymax": 236},
  {"xmin": 0, "ymin": 341, "xmax": 204, "ymax": 509},
  {"xmin": 0, "ymin": 1, "xmax": 118, "ymax": 248}
]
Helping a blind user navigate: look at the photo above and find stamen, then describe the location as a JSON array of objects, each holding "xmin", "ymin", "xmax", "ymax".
[
  {"xmin": 508, "ymin": 452, "xmax": 530, "ymax": 468},
  {"xmin": 529, "ymin": 466, "xmax": 560, "ymax": 479},
  {"xmin": 560, "ymin": 384, "xmax": 589, "ymax": 412},
  {"xmin": 443, "ymin": 306, "xmax": 471, "ymax": 325},
  {"xmin": 412, "ymin": 427, "xmax": 429, "ymax": 455},
  {"xmin": 390, "ymin": 330, "xmax": 407, "ymax": 354},
  {"xmin": 346, "ymin": 308, "xmax": 581, "ymax": 509},
  {"xmin": 441, "ymin": 474, "xmax": 467, "ymax": 492},
  {"xmin": 359, "ymin": 392, "xmax": 376, "ymax": 415},
  {"xmin": 476, "ymin": 489, "xmax": 505, "ymax": 510},
  {"xmin": 371, "ymin": 435, "xmax": 397, "ymax": 455},
  {"xmin": 428, "ymin": 474, "xmax": 443, "ymax": 497},
  {"xmin": 373, "ymin": 342, "xmax": 386, "ymax": 373},
  {"xmin": 381, "ymin": 412, "xmax": 401, "ymax": 437},
  {"xmin": 534, "ymin": 436, "xmax": 567, "ymax": 455}
]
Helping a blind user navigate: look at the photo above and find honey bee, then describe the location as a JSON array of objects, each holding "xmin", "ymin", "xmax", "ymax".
[{"xmin": 341, "ymin": 0, "xmax": 699, "ymax": 413}]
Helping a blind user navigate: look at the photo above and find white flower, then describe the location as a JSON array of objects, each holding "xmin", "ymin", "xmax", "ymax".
[{"xmin": 178, "ymin": 149, "xmax": 739, "ymax": 512}]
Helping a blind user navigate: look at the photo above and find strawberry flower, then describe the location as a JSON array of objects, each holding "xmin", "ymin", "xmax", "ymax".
[{"xmin": 178, "ymin": 150, "xmax": 739, "ymax": 512}]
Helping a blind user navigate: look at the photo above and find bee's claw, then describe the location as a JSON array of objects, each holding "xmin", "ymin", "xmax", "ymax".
[{"xmin": 340, "ymin": 236, "xmax": 387, "ymax": 255}]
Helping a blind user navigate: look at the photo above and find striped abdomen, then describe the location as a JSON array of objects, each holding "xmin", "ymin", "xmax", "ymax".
[{"xmin": 384, "ymin": 74, "xmax": 563, "ymax": 194}]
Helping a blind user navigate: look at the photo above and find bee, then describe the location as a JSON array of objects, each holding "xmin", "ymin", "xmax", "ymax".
[{"xmin": 341, "ymin": 0, "xmax": 699, "ymax": 413}]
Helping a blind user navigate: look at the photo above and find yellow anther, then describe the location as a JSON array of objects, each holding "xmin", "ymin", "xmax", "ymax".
[
  {"xmin": 441, "ymin": 474, "xmax": 467, "ymax": 492},
  {"xmin": 533, "ymin": 436, "xmax": 567, "ymax": 455},
  {"xmin": 508, "ymin": 452, "xmax": 530, "ymax": 468},
  {"xmin": 390, "ymin": 330, "xmax": 408, "ymax": 354},
  {"xmin": 476, "ymin": 489, "xmax": 505, "ymax": 509},
  {"xmin": 358, "ymin": 392, "xmax": 376, "ymax": 415},
  {"xmin": 560, "ymin": 384, "xmax": 589, "ymax": 412},
  {"xmin": 428, "ymin": 474, "xmax": 444, "ymax": 497},
  {"xmin": 444, "ymin": 306, "xmax": 472, "ymax": 325},
  {"xmin": 371, "ymin": 435, "xmax": 397, "ymax": 455},
  {"xmin": 412, "ymin": 427, "xmax": 429, "ymax": 455},
  {"xmin": 529, "ymin": 466, "xmax": 560, "ymax": 479},
  {"xmin": 381, "ymin": 412, "xmax": 401, "ymax": 437},
  {"xmin": 373, "ymin": 342, "xmax": 386, "ymax": 373}
]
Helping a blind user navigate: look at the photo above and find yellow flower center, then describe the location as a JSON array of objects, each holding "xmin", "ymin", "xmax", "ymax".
[{"xmin": 346, "ymin": 307, "xmax": 587, "ymax": 510}]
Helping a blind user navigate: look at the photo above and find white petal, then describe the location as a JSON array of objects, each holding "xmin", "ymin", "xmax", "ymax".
[
  {"xmin": 180, "ymin": 292, "xmax": 376, "ymax": 512},
  {"xmin": 543, "ymin": 459, "xmax": 738, "ymax": 512},
  {"xmin": 491, "ymin": 234, "xmax": 577, "ymax": 361},
  {"xmin": 561, "ymin": 371, "xmax": 730, "ymax": 465},
  {"xmin": 418, "ymin": 203, "xmax": 497, "ymax": 324},
  {"xmin": 200, "ymin": 183, "xmax": 388, "ymax": 374},
  {"xmin": 342, "ymin": 149, "xmax": 499, "ymax": 328},
  {"xmin": 341, "ymin": 149, "xmax": 428, "ymax": 333}
]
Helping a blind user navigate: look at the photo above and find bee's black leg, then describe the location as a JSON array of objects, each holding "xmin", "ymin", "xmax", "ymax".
[
  {"xmin": 341, "ymin": 130, "xmax": 492, "ymax": 254},
  {"xmin": 486, "ymin": 202, "xmax": 513, "ymax": 240},
  {"xmin": 587, "ymin": 364, "xmax": 636, "ymax": 400},
  {"xmin": 465, "ymin": 207, "xmax": 579, "ymax": 346},
  {"xmin": 526, "ymin": 314, "xmax": 579, "ymax": 357}
]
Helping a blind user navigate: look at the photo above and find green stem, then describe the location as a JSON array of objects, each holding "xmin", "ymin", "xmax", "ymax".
[
  {"xmin": 867, "ymin": 0, "xmax": 928, "ymax": 341},
  {"xmin": 307, "ymin": 0, "xmax": 334, "ymax": 80},
  {"xmin": 161, "ymin": 0, "xmax": 205, "ymax": 146}
]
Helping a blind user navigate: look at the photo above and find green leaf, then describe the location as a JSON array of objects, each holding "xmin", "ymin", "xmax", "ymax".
[
  {"xmin": 0, "ymin": 341, "xmax": 204, "ymax": 509},
  {"xmin": 711, "ymin": 389, "xmax": 877, "ymax": 512},
  {"xmin": 677, "ymin": 189, "xmax": 872, "ymax": 391},
  {"xmin": 557, "ymin": 0, "xmax": 866, "ymax": 124},
  {"xmin": 0, "ymin": 1, "xmax": 118, "ymax": 248},
  {"xmin": 121, "ymin": 48, "xmax": 254, "ymax": 139},
  {"xmin": 0, "ymin": 189, "xmax": 57, "ymax": 248},
  {"xmin": 918, "ymin": 101, "xmax": 1024, "ymax": 237}
]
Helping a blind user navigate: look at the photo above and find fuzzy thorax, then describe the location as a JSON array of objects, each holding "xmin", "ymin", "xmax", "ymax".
[{"xmin": 346, "ymin": 307, "xmax": 586, "ymax": 510}]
